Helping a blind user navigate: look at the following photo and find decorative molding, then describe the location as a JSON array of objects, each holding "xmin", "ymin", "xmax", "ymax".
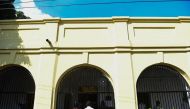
[
  {"xmin": 1, "ymin": 28, "xmax": 40, "ymax": 31},
  {"xmin": 0, "ymin": 46, "xmax": 190, "ymax": 54},
  {"xmin": 0, "ymin": 17, "xmax": 189, "ymax": 24},
  {"xmin": 9, "ymin": 51, "xmax": 16, "ymax": 64},
  {"xmin": 83, "ymin": 52, "xmax": 89, "ymax": 64}
]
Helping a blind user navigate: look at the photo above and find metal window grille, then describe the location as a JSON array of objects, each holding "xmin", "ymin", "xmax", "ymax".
[
  {"xmin": 0, "ymin": 66, "xmax": 35, "ymax": 109},
  {"xmin": 137, "ymin": 65, "xmax": 190, "ymax": 109},
  {"xmin": 56, "ymin": 67, "xmax": 115, "ymax": 109}
]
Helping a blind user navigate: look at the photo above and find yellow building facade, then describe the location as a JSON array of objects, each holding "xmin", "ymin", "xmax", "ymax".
[{"xmin": 0, "ymin": 17, "xmax": 190, "ymax": 109}]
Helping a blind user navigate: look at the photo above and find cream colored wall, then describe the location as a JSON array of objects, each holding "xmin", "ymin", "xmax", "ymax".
[{"xmin": 0, "ymin": 17, "xmax": 190, "ymax": 109}]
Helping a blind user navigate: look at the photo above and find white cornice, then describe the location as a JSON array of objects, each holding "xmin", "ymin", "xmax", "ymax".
[{"xmin": 0, "ymin": 16, "xmax": 190, "ymax": 24}]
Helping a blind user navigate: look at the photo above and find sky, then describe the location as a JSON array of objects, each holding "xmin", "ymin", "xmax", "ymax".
[{"xmin": 14, "ymin": 0, "xmax": 190, "ymax": 19}]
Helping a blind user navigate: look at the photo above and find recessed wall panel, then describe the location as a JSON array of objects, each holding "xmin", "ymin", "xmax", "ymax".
[
  {"xmin": 134, "ymin": 27, "xmax": 175, "ymax": 39},
  {"xmin": 63, "ymin": 27, "xmax": 114, "ymax": 46}
]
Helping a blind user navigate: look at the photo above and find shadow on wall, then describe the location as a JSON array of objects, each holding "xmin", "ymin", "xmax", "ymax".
[{"xmin": 0, "ymin": 20, "xmax": 31, "ymax": 66}]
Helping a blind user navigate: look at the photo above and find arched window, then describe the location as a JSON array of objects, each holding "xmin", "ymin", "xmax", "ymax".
[
  {"xmin": 0, "ymin": 65, "xmax": 35, "ymax": 109},
  {"xmin": 56, "ymin": 66, "xmax": 115, "ymax": 109},
  {"xmin": 137, "ymin": 65, "xmax": 190, "ymax": 109}
]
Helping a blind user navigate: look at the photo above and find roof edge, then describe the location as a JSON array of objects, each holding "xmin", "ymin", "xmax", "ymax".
[{"xmin": 0, "ymin": 16, "xmax": 190, "ymax": 24}]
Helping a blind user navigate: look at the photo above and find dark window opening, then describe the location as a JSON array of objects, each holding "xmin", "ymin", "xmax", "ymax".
[
  {"xmin": 0, "ymin": 66, "xmax": 35, "ymax": 109},
  {"xmin": 56, "ymin": 66, "xmax": 115, "ymax": 109},
  {"xmin": 137, "ymin": 65, "xmax": 190, "ymax": 109}
]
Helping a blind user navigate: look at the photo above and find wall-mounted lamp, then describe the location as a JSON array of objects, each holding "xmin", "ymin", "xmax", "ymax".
[{"xmin": 46, "ymin": 39, "xmax": 53, "ymax": 47}]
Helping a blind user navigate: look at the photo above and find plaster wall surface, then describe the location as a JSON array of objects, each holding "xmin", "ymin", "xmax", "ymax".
[{"xmin": 0, "ymin": 17, "xmax": 190, "ymax": 109}]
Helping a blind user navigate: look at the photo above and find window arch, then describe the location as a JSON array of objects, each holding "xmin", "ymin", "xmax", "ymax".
[
  {"xmin": 56, "ymin": 65, "xmax": 115, "ymax": 109},
  {"xmin": 136, "ymin": 64, "xmax": 190, "ymax": 109},
  {"xmin": 0, "ymin": 65, "xmax": 35, "ymax": 109}
]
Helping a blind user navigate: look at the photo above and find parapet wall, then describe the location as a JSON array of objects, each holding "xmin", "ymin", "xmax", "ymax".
[{"xmin": 0, "ymin": 17, "xmax": 190, "ymax": 49}]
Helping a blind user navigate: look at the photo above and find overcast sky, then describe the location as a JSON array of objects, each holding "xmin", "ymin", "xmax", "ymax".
[{"xmin": 14, "ymin": 0, "xmax": 190, "ymax": 19}]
